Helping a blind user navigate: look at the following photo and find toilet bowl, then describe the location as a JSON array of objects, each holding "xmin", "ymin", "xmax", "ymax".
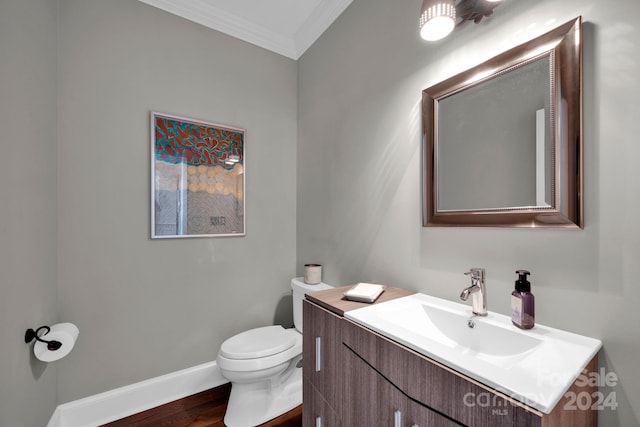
[{"xmin": 217, "ymin": 277, "xmax": 332, "ymax": 427}]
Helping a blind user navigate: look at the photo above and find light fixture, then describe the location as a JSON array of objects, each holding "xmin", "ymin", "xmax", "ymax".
[
  {"xmin": 420, "ymin": 0, "xmax": 504, "ymax": 41},
  {"xmin": 419, "ymin": 0, "xmax": 456, "ymax": 41}
]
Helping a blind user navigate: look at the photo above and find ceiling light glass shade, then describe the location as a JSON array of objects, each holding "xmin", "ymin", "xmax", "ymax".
[{"xmin": 419, "ymin": 0, "xmax": 456, "ymax": 41}]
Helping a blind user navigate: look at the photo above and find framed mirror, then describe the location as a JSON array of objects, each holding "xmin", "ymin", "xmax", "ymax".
[{"xmin": 422, "ymin": 17, "xmax": 583, "ymax": 228}]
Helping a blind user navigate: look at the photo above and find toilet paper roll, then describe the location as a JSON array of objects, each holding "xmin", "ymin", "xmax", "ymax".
[{"xmin": 34, "ymin": 322, "xmax": 79, "ymax": 362}]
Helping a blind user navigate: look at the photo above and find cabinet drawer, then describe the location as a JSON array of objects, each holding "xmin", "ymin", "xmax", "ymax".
[
  {"xmin": 343, "ymin": 319, "xmax": 541, "ymax": 427},
  {"xmin": 303, "ymin": 300, "xmax": 343, "ymax": 413}
]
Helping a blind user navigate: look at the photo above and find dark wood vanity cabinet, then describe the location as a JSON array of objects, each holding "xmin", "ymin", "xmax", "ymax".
[
  {"xmin": 302, "ymin": 287, "xmax": 597, "ymax": 427},
  {"xmin": 302, "ymin": 300, "xmax": 342, "ymax": 426}
]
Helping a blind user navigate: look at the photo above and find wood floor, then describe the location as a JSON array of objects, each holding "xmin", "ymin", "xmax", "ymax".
[{"xmin": 101, "ymin": 383, "xmax": 302, "ymax": 427}]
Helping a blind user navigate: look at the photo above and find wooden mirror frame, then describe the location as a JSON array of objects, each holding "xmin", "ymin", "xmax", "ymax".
[{"xmin": 422, "ymin": 17, "xmax": 583, "ymax": 228}]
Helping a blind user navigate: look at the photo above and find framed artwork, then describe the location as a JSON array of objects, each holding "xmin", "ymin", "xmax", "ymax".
[{"xmin": 151, "ymin": 112, "xmax": 245, "ymax": 238}]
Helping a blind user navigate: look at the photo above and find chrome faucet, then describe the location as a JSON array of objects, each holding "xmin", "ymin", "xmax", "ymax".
[{"xmin": 460, "ymin": 268, "xmax": 487, "ymax": 316}]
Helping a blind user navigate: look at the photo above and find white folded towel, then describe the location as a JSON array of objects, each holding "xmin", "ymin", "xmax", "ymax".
[{"xmin": 344, "ymin": 283, "xmax": 386, "ymax": 303}]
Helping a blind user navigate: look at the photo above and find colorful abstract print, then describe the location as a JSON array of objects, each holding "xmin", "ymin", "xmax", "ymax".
[{"xmin": 154, "ymin": 116, "xmax": 243, "ymax": 169}]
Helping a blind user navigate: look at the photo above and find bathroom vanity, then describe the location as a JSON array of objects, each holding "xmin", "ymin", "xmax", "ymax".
[{"xmin": 302, "ymin": 286, "xmax": 599, "ymax": 427}]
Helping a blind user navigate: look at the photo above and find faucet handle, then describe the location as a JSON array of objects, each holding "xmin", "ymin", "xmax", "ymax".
[
  {"xmin": 462, "ymin": 268, "xmax": 488, "ymax": 316},
  {"xmin": 464, "ymin": 268, "xmax": 485, "ymax": 278}
]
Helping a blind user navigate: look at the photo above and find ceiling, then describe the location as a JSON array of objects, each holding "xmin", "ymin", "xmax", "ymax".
[{"xmin": 138, "ymin": 0, "xmax": 353, "ymax": 60}]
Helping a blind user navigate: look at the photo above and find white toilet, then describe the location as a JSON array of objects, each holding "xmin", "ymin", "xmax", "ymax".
[{"xmin": 217, "ymin": 277, "xmax": 333, "ymax": 427}]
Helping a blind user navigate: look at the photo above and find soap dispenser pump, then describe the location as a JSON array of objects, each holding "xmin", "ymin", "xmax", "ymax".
[{"xmin": 511, "ymin": 270, "xmax": 535, "ymax": 329}]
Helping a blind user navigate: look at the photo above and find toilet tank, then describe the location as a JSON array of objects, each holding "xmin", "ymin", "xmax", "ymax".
[{"xmin": 291, "ymin": 277, "xmax": 332, "ymax": 333}]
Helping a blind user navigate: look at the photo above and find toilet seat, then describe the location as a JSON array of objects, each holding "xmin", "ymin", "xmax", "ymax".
[
  {"xmin": 217, "ymin": 326, "xmax": 302, "ymax": 372},
  {"xmin": 219, "ymin": 325, "xmax": 296, "ymax": 360}
]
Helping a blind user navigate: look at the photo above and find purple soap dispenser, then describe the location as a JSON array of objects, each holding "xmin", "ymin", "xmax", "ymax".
[{"xmin": 511, "ymin": 270, "xmax": 535, "ymax": 329}]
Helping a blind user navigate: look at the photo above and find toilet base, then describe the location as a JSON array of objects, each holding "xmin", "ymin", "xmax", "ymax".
[{"xmin": 223, "ymin": 363, "xmax": 302, "ymax": 427}]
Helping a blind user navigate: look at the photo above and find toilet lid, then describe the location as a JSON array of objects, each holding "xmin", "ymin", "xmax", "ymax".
[{"xmin": 219, "ymin": 325, "xmax": 297, "ymax": 360}]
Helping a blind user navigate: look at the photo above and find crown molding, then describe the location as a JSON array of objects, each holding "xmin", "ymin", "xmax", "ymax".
[
  {"xmin": 138, "ymin": 0, "xmax": 353, "ymax": 60},
  {"xmin": 293, "ymin": 0, "xmax": 353, "ymax": 58}
]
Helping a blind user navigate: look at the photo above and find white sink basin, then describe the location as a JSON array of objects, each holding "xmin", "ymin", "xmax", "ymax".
[
  {"xmin": 345, "ymin": 293, "xmax": 602, "ymax": 413},
  {"xmin": 414, "ymin": 301, "xmax": 543, "ymax": 363}
]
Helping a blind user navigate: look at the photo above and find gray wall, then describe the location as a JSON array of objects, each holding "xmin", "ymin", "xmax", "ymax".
[
  {"xmin": 56, "ymin": 0, "xmax": 297, "ymax": 402},
  {"xmin": 297, "ymin": 0, "xmax": 640, "ymax": 426},
  {"xmin": 0, "ymin": 1, "xmax": 59, "ymax": 426},
  {"xmin": 0, "ymin": 0, "xmax": 297, "ymax": 418}
]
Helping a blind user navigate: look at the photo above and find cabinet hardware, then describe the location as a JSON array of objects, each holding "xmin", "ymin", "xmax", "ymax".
[
  {"xmin": 394, "ymin": 410, "xmax": 402, "ymax": 427},
  {"xmin": 315, "ymin": 416, "xmax": 322, "ymax": 427},
  {"xmin": 315, "ymin": 336, "xmax": 322, "ymax": 372}
]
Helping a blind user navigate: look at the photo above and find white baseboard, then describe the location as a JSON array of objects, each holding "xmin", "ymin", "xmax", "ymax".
[{"xmin": 47, "ymin": 360, "xmax": 228, "ymax": 427}]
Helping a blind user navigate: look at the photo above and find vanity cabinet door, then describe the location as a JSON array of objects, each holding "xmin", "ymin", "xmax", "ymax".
[
  {"xmin": 303, "ymin": 379, "xmax": 340, "ymax": 427},
  {"xmin": 342, "ymin": 340, "xmax": 407, "ymax": 426},
  {"xmin": 303, "ymin": 300, "xmax": 342, "ymax": 415},
  {"xmin": 343, "ymin": 341, "xmax": 458, "ymax": 427}
]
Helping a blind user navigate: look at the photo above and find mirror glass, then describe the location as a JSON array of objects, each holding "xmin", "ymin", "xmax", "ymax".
[
  {"xmin": 422, "ymin": 17, "xmax": 582, "ymax": 228},
  {"xmin": 437, "ymin": 56, "xmax": 552, "ymax": 211}
]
